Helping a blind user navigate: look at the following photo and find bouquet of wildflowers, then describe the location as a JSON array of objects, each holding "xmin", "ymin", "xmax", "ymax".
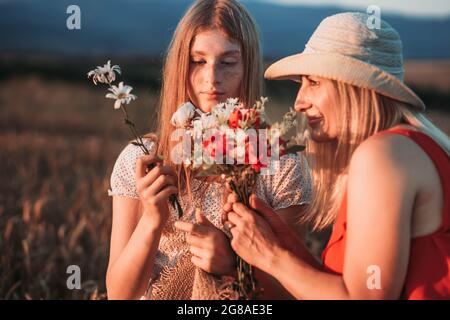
[
  {"xmin": 87, "ymin": 60, "xmax": 183, "ymax": 217},
  {"xmin": 170, "ymin": 97, "xmax": 306, "ymax": 299}
]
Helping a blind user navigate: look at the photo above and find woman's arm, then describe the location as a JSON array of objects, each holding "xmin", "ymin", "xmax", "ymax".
[
  {"xmin": 227, "ymin": 135, "xmax": 418, "ymax": 299},
  {"xmin": 255, "ymin": 204, "xmax": 318, "ymax": 300}
]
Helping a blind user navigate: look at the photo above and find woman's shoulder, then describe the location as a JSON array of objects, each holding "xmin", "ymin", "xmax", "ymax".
[
  {"xmin": 352, "ymin": 126, "xmax": 424, "ymax": 170},
  {"xmin": 349, "ymin": 126, "xmax": 431, "ymax": 191}
]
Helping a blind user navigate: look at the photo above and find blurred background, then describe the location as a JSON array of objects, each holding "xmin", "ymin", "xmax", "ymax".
[{"xmin": 1, "ymin": 0, "xmax": 449, "ymax": 299}]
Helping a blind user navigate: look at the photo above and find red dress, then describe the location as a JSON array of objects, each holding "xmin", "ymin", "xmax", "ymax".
[{"xmin": 322, "ymin": 129, "xmax": 450, "ymax": 299}]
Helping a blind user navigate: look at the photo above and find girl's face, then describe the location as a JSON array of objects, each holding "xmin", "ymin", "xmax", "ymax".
[
  {"xmin": 188, "ymin": 29, "xmax": 244, "ymax": 113},
  {"xmin": 294, "ymin": 75, "xmax": 339, "ymax": 142}
]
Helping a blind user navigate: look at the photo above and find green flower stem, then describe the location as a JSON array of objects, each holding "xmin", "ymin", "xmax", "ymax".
[{"xmin": 229, "ymin": 180, "xmax": 259, "ymax": 300}]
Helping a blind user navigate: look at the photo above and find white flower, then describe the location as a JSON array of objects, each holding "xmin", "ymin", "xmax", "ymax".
[
  {"xmin": 201, "ymin": 113, "xmax": 219, "ymax": 130},
  {"xmin": 225, "ymin": 97, "xmax": 239, "ymax": 106},
  {"xmin": 171, "ymin": 102, "xmax": 196, "ymax": 128},
  {"xmin": 87, "ymin": 60, "xmax": 121, "ymax": 85},
  {"xmin": 105, "ymin": 82, "xmax": 137, "ymax": 109},
  {"xmin": 212, "ymin": 101, "xmax": 236, "ymax": 126}
]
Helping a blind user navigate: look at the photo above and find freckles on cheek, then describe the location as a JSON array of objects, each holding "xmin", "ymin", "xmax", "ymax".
[{"xmin": 224, "ymin": 68, "xmax": 243, "ymax": 94}]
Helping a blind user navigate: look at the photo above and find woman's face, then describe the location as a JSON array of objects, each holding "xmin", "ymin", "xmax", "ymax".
[
  {"xmin": 188, "ymin": 29, "xmax": 244, "ymax": 113},
  {"xmin": 294, "ymin": 75, "xmax": 339, "ymax": 142}
]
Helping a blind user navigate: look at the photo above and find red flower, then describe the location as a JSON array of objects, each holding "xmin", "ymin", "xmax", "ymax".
[
  {"xmin": 252, "ymin": 160, "xmax": 266, "ymax": 173},
  {"xmin": 203, "ymin": 132, "xmax": 229, "ymax": 160},
  {"xmin": 228, "ymin": 109, "xmax": 242, "ymax": 129}
]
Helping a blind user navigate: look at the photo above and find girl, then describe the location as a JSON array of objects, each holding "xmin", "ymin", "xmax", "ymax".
[
  {"xmin": 106, "ymin": 0, "xmax": 311, "ymax": 300},
  {"xmin": 223, "ymin": 12, "xmax": 450, "ymax": 299}
]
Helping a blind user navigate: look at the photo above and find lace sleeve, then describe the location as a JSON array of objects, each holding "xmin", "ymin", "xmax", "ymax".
[
  {"xmin": 107, "ymin": 139, "xmax": 156, "ymax": 199},
  {"xmin": 255, "ymin": 153, "xmax": 312, "ymax": 211}
]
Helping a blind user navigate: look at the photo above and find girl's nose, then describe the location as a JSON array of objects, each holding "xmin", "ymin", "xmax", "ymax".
[{"xmin": 205, "ymin": 63, "xmax": 221, "ymax": 86}]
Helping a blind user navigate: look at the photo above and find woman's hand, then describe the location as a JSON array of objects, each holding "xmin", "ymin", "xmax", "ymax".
[
  {"xmin": 222, "ymin": 195, "xmax": 283, "ymax": 274},
  {"xmin": 135, "ymin": 155, "xmax": 178, "ymax": 230},
  {"xmin": 224, "ymin": 193, "xmax": 306, "ymax": 256},
  {"xmin": 174, "ymin": 209, "xmax": 236, "ymax": 277}
]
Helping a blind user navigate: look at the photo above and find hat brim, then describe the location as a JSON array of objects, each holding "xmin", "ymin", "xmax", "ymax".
[{"xmin": 264, "ymin": 52, "xmax": 425, "ymax": 110}]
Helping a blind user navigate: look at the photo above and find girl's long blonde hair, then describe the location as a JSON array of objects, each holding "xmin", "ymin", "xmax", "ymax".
[
  {"xmin": 155, "ymin": 0, "xmax": 263, "ymax": 196},
  {"xmin": 303, "ymin": 80, "xmax": 450, "ymax": 231}
]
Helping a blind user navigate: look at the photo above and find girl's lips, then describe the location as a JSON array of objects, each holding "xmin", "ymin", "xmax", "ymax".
[{"xmin": 202, "ymin": 92, "xmax": 225, "ymax": 100}]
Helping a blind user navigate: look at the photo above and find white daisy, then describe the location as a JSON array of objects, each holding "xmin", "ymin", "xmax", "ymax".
[
  {"xmin": 87, "ymin": 60, "xmax": 121, "ymax": 85},
  {"xmin": 105, "ymin": 82, "xmax": 137, "ymax": 109}
]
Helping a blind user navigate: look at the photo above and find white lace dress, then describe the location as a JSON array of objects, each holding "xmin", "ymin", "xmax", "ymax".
[{"xmin": 108, "ymin": 138, "xmax": 312, "ymax": 299}]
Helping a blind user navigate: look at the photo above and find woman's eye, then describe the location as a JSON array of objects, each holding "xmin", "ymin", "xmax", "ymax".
[
  {"xmin": 191, "ymin": 60, "xmax": 206, "ymax": 65},
  {"xmin": 222, "ymin": 60, "xmax": 237, "ymax": 66},
  {"xmin": 310, "ymin": 79, "xmax": 319, "ymax": 86}
]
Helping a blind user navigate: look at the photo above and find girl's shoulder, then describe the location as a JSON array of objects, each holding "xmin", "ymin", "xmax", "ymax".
[{"xmin": 108, "ymin": 136, "xmax": 157, "ymax": 199}]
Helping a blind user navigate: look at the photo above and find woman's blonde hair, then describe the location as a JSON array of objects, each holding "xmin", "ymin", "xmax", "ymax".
[
  {"xmin": 302, "ymin": 80, "xmax": 450, "ymax": 231},
  {"xmin": 154, "ymin": 0, "xmax": 262, "ymax": 195}
]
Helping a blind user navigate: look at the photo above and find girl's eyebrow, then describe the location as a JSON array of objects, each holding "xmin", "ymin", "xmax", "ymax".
[{"xmin": 191, "ymin": 49, "xmax": 241, "ymax": 56}]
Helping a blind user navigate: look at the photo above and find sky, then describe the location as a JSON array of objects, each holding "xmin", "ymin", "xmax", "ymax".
[{"xmin": 258, "ymin": 0, "xmax": 450, "ymax": 18}]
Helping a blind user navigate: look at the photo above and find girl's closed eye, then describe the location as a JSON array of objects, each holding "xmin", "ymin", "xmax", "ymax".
[
  {"xmin": 191, "ymin": 58, "xmax": 206, "ymax": 65},
  {"xmin": 221, "ymin": 59, "xmax": 237, "ymax": 66}
]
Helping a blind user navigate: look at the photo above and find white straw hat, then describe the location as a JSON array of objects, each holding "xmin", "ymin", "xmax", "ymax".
[{"xmin": 265, "ymin": 12, "xmax": 426, "ymax": 110}]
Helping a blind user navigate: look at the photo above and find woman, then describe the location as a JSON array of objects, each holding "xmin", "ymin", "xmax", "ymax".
[
  {"xmin": 223, "ymin": 12, "xmax": 450, "ymax": 299},
  {"xmin": 106, "ymin": 0, "xmax": 311, "ymax": 300}
]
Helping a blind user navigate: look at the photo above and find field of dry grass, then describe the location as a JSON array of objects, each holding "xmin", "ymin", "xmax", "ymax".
[{"xmin": 0, "ymin": 71, "xmax": 449, "ymax": 299}]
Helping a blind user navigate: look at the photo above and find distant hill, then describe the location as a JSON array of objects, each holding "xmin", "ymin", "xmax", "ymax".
[{"xmin": 1, "ymin": 0, "xmax": 450, "ymax": 59}]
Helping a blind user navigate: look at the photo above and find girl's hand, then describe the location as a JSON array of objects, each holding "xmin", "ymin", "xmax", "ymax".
[
  {"xmin": 135, "ymin": 155, "xmax": 178, "ymax": 230},
  {"xmin": 174, "ymin": 209, "xmax": 236, "ymax": 277}
]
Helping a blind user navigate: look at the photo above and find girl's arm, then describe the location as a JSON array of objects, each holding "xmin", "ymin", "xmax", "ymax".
[
  {"xmin": 106, "ymin": 197, "xmax": 163, "ymax": 300},
  {"xmin": 106, "ymin": 155, "xmax": 178, "ymax": 300}
]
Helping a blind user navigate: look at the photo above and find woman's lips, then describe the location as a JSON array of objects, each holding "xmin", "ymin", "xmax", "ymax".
[{"xmin": 307, "ymin": 116, "xmax": 323, "ymax": 126}]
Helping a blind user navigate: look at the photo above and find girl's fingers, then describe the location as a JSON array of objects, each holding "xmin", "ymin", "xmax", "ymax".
[
  {"xmin": 135, "ymin": 155, "xmax": 162, "ymax": 179},
  {"xmin": 232, "ymin": 202, "xmax": 253, "ymax": 218},
  {"xmin": 148, "ymin": 186, "xmax": 178, "ymax": 204},
  {"xmin": 185, "ymin": 233, "xmax": 206, "ymax": 248},
  {"xmin": 136, "ymin": 165, "xmax": 177, "ymax": 192},
  {"xmin": 226, "ymin": 192, "xmax": 239, "ymax": 205},
  {"xmin": 174, "ymin": 221, "xmax": 209, "ymax": 237},
  {"xmin": 191, "ymin": 255, "xmax": 207, "ymax": 271},
  {"xmin": 189, "ymin": 245, "xmax": 207, "ymax": 258},
  {"xmin": 222, "ymin": 202, "xmax": 233, "ymax": 214},
  {"xmin": 227, "ymin": 211, "xmax": 243, "ymax": 227},
  {"xmin": 145, "ymin": 174, "xmax": 177, "ymax": 197},
  {"xmin": 221, "ymin": 210, "xmax": 228, "ymax": 225}
]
